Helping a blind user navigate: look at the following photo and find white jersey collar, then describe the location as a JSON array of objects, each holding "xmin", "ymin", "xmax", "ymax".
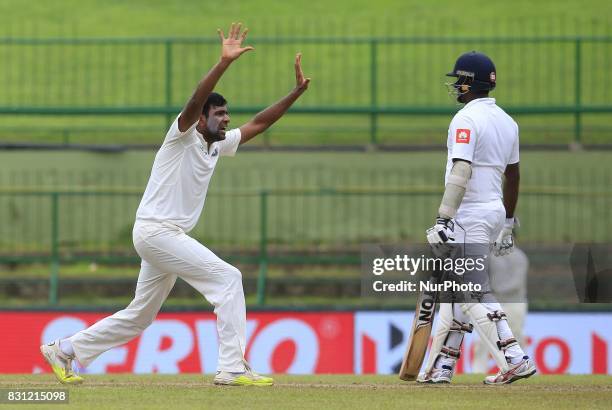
[{"xmin": 463, "ymin": 97, "xmax": 496, "ymax": 109}]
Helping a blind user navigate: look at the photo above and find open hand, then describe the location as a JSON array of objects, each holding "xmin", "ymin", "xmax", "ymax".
[
  {"xmin": 218, "ymin": 22, "xmax": 254, "ymax": 62},
  {"xmin": 294, "ymin": 53, "xmax": 310, "ymax": 91}
]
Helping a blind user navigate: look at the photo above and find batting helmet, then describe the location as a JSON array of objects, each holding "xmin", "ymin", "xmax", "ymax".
[{"xmin": 447, "ymin": 51, "xmax": 496, "ymax": 93}]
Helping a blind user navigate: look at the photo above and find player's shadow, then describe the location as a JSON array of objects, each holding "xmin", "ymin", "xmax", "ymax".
[{"xmin": 570, "ymin": 244, "xmax": 612, "ymax": 303}]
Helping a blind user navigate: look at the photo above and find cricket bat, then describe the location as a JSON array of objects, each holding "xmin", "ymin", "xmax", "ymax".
[{"xmin": 398, "ymin": 272, "xmax": 441, "ymax": 381}]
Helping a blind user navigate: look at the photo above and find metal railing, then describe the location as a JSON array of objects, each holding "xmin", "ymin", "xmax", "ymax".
[
  {"xmin": 0, "ymin": 35, "xmax": 610, "ymax": 145},
  {"xmin": 1, "ymin": 172, "xmax": 610, "ymax": 305}
]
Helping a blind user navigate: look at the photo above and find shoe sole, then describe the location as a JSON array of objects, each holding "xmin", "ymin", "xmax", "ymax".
[
  {"xmin": 214, "ymin": 380, "xmax": 274, "ymax": 387},
  {"xmin": 416, "ymin": 379, "xmax": 451, "ymax": 384},
  {"xmin": 483, "ymin": 368, "xmax": 536, "ymax": 385}
]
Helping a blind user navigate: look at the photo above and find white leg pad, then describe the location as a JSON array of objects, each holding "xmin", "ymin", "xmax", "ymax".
[
  {"xmin": 423, "ymin": 303, "xmax": 453, "ymax": 373},
  {"xmin": 461, "ymin": 303, "xmax": 510, "ymax": 372}
]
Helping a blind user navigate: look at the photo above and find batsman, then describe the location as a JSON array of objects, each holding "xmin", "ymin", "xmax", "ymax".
[{"xmin": 419, "ymin": 51, "xmax": 536, "ymax": 384}]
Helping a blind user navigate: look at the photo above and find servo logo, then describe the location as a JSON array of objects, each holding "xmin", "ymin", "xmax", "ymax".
[{"xmin": 456, "ymin": 129, "xmax": 471, "ymax": 144}]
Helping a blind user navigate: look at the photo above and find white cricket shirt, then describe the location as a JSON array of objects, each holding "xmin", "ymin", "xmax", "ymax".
[
  {"xmin": 135, "ymin": 116, "xmax": 241, "ymax": 232},
  {"xmin": 445, "ymin": 98, "xmax": 519, "ymax": 206}
]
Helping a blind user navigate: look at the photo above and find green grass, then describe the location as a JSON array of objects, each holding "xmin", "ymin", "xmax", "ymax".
[
  {"xmin": 0, "ymin": 374, "xmax": 610, "ymax": 409},
  {"xmin": 1, "ymin": 0, "xmax": 610, "ymax": 37},
  {"xmin": 0, "ymin": 1, "xmax": 610, "ymax": 145}
]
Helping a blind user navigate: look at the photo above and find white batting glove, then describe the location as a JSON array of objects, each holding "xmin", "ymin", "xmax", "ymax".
[
  {"xmin": 426, "ymin": 217, "xmax": 455, "ymax": 257},
  {"xmin": 493, "ymin": 218, "xmax": 517, "ymax": 256}
]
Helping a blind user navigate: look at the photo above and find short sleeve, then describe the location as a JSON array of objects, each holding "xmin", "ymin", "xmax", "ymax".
[
  {"xmin": 218, "ymin": 128, "xmax": 241, "ymax": 157},
  {"xmin": 164, "ymin": 114, "xmax": 197, "ymax": 143},
  {"xmin": 508, "ymin": 123, "xmax": 520, "ymax": 164},
  {"xmin": 449, "ymin": 114, "xmax": 477, "ymax": 163}
]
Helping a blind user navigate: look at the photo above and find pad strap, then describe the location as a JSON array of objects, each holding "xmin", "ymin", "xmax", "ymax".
[
  {"xmin": 450, "ymin": 319, "xmax": 474, "ymax": 333},
  {"xmin": 497, "ymin": 337, "xmax": 519, "ymax": 351},
  {"xmin": 440, "ymin": 346, "xmax": 461, "ymax": 359},
  {"xmin": 486, "ymin": 310, "xmax": 507, "ymax": 322}
]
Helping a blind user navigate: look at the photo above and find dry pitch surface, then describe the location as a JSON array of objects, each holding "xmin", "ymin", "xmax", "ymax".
[{"xmin": 1, "ymin": 374, "xmax": 611, "ymax": 409}]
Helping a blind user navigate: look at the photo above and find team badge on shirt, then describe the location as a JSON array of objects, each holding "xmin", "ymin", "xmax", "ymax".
[
  {"xmin": 211, "ymin": 148, "xmax": 219, "ymax": 157},
  {"xmin": 456, "ymin": 129, "xmax": 471, "ymax": 144}
]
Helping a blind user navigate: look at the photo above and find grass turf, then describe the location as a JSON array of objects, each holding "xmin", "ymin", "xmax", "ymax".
[
  {"xmin": 0, "ymin": 374, "xmax": 611, "ymax": 409},
  {"xmin": 2, "ymin": 0, "xmax": 610, "ymax": 37}
]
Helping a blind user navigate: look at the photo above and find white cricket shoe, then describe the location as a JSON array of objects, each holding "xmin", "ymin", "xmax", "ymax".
[
  {"xmin": 484, "ymin": 356, "xmax": 536, "ymax": 385},
  {"xmin": 214, "ymin": 361, "xmax": 273, "ymax": 386},
  {"xmin": 40, "ymin": 340, "xmax": 84, "ymax": 385},
  {"xmin": 416, "ymin": 365, "xmax": 454, "ymax": 384}
]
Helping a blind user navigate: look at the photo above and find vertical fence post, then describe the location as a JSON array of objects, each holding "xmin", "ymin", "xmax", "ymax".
[
  {"xmin": 263, "ymin": 129, "xmax": 271, "ymax": 148},
  {"xmin": 165, "ymin": 40, "xmax": 173, "ymax": 126},
  {"xmin": 49, "ymin": 192, "xmax": 59, "ymax": 305},
  {"xmin": 369, "ymin": 39, "xmax": 378, "ymax": 146},
  {"xmin": 256, "ymin": 190, "xmax": 269, "ymax": 306},
  {"xmin": 62, "ymin": 129, "xmax": 70, "ymax": 146},
  {"xmin": 574, "ymin": 37, "xmax": 582, "ymax": 145}
]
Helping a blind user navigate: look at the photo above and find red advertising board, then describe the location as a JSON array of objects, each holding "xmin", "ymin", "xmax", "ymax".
[
  {"xmin": 0, "ymin": 311, "xmax": 610, "ymax": 374},
  {"xmin": 0, "ymin": 312, "xmax": 354, "ymax": 374}
]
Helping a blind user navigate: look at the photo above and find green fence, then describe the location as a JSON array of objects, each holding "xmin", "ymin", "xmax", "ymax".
[
  {"xmin": 1, "ymin": 166, "xmax": 611, "ymax": 305},
  {"xmin": 0, "ymin": 34, "xmax": 611, "ymax": 145}
]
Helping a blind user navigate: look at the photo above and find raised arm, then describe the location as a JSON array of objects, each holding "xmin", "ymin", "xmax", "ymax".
[
  {"xmin": 178, "ymin": 23, "xmax": 254, "ymax": 132},
  {"xmin": 239, "ymin": 53, "xmax": 310, "ymax": 144}
]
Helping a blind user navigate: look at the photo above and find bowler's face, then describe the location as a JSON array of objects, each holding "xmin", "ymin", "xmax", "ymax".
[{"xmin": 203, "ymin": 105, "xmax": 230, "ymax": 140}]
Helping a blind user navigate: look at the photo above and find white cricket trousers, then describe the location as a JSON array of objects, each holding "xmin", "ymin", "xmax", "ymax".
[
  {"xmin": 444, "ymin": 201, "xmax": 507, "ymax": 318},
  {"xmin": 69, "ymin": 221, "xmax": 247, "ymax": 372},
  {"xmin": 428, "ymin": 202, "xmax": 526, "ymax": 370}
]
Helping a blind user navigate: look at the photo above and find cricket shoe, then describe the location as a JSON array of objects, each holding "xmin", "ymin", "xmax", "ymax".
[
  {"xmin": 214, "ymin": 361, "xmax": 273, "ymax": 386},
  {"xmin": 40, "ymin": 340, "xmax": 84, "ymax": 385},
  {"xmin": 483, "ymin": 356, "xmax": 536, "ymax": 385},
  {"xmin": 416, "ymin": 365, "xmax": 454, "ymax": 384}
]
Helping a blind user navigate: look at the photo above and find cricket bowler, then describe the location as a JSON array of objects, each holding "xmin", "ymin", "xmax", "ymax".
[
  {"xmin": 420, "ymin": 51, "xmax": 536, "ymax": 384},
  {"xmin": 40, "ymin": 23, "xmax": 310, "ymax": 386}
]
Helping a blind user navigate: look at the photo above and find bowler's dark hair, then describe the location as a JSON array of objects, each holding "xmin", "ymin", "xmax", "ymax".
[{"xmin": 202, "ymin": 92, "xmax": 227, "ymax": 117}]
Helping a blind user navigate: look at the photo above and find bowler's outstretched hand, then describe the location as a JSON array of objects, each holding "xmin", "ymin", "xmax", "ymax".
[
  {"xmin": 218, "ymin": 22, "xmax": 254, "ymax": 62},
  {"xmin": 294, "ymin": 53, "xmax": 310, "ymax": 91}
]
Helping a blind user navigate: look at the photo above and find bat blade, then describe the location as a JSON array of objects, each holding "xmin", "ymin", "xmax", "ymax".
[{"xmin": 398, "ymin": 281, "xmax": 438, "ymax": 381}]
